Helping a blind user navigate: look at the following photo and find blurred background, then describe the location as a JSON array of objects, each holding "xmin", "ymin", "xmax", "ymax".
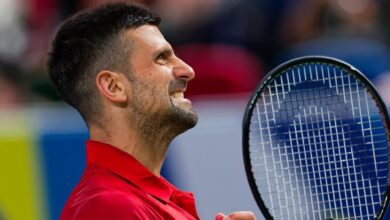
[{"xmin": 1, "ymin": 0, "xmax": 390, "ymax": 219}]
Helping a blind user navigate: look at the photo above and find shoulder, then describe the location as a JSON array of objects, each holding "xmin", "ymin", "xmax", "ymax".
[
  {"xmin": 61, "ymin": 191, "xmax": 161, "ymax": 220},
  {"xmin": 61, "ymin": 167, "xmax": 162, "ymax": 220}
]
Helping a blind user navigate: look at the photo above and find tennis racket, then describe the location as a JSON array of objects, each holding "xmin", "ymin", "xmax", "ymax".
[{"xmin": 242, "ymin": 56, "xmax": 390, "ymax": 220}]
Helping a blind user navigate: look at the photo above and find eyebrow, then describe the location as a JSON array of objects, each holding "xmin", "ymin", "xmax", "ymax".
[{"xmin": 154, "ymin": 45, "xmax": 174, "ymax": 57}]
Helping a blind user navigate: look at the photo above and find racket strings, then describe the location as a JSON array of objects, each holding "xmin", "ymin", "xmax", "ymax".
[{"xmin": 249, "ymin": 63, "xmax": 388, "ymax": 220}]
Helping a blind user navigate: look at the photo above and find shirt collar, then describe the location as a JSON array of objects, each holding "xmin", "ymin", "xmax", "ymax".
[{"xmin": 86, "ymin": 140, "xmax": 173, "ymax": 203}]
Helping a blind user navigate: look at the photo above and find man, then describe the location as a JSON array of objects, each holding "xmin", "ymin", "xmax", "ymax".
[{"xmin": 48, "ymin": 2, "xmax": 255, "ymax": 220}]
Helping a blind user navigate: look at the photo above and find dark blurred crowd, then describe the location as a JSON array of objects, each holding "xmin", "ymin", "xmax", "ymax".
[{"xmin": 1, "ymin": 0, "xmax": 390, "ymax": 108}]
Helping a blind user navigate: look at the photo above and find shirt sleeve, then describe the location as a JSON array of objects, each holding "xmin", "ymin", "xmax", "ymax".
[{"xmin": 70, "ymin": 192, "xmax": 161, "ymax": 220}]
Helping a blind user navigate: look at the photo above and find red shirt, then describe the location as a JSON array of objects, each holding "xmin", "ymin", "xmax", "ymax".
[{"xmin": 60, "ymin": 140, "xmax": 199, "ymax": 220}]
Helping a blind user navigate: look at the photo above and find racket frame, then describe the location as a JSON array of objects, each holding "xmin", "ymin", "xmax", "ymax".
[{"xmin": 242, "ymin": 56, "xmax": 390, "ymax": 220}]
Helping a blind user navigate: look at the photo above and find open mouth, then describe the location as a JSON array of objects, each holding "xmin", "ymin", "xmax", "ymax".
[
  {"xmin": 169, "ymin": 89, "xmax": 193, "ymax": 110},
  {"xmin": 170, "ymin": 91, "xmax": 184, "ymax": 99}
]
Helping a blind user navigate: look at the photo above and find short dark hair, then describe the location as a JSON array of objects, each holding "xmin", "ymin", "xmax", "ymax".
[{"xmin": 47, "ymin": 2, "xmax": 160, "ymax": 123}]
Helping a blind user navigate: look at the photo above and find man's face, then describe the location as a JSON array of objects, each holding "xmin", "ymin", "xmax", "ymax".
[{"xmin": 123, "ymin": 25, "xmax": 198, "ymax": 136}]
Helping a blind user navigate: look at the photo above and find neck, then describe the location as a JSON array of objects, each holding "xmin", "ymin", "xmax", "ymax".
[{"xmin": 89, "ymin": 119, "xmax": 176, "ymax": 176}]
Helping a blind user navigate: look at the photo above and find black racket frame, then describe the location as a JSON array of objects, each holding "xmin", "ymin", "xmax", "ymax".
[{"xmin": 242, "ymin": 56, "xmax": 390, "ymax": 220}]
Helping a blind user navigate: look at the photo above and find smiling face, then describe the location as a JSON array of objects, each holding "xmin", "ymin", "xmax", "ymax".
[{"xmin": 122, "ymin": 25, "xmax": 198, "ymax": 138}]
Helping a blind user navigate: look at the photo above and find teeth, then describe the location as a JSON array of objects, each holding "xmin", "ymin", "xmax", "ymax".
[{"xmin": 171, "ymin": 92, "xmax": 184, "ymax": 99}]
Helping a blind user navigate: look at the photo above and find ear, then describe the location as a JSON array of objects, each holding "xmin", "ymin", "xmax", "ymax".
[{"xmin": 96, "ymin": 70, "xmax": 128, "ymax": 104}]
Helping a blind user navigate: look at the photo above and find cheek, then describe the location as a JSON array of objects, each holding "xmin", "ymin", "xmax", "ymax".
[
  {"xmin": 144, "ymin": 69, "xmax": 171, "ymax": 97},
  {"xmin": 149, "ymin": 64, "xmax": 173, "ymax": 80},
  {"xmin": 131, "ymin": 67, "xmax": 172, "ymax": 109},
  {"xmin": 134, "ymin": 80, "xmax": 169, "ymax": 111}
]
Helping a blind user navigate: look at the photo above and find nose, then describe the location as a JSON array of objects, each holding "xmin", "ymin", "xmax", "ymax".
[{"xmin": 172, "ymin": 56, "xmax": 195, "ymax": 81}]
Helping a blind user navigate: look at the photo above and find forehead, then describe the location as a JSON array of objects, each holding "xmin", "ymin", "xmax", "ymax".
[{"xmin": 124, "ymin": 25, "xmax": 171, "ymax": 52}]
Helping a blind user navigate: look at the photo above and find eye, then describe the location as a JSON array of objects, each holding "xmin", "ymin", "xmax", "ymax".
[{"xmin": 156, "ymin": 53, "xmax": 168, "ymax": 64}]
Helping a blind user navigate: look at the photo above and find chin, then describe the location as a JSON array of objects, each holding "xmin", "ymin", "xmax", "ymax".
[{"xmin": 170, "ymin": 107, "xmax": 198, "ymax": 132}]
